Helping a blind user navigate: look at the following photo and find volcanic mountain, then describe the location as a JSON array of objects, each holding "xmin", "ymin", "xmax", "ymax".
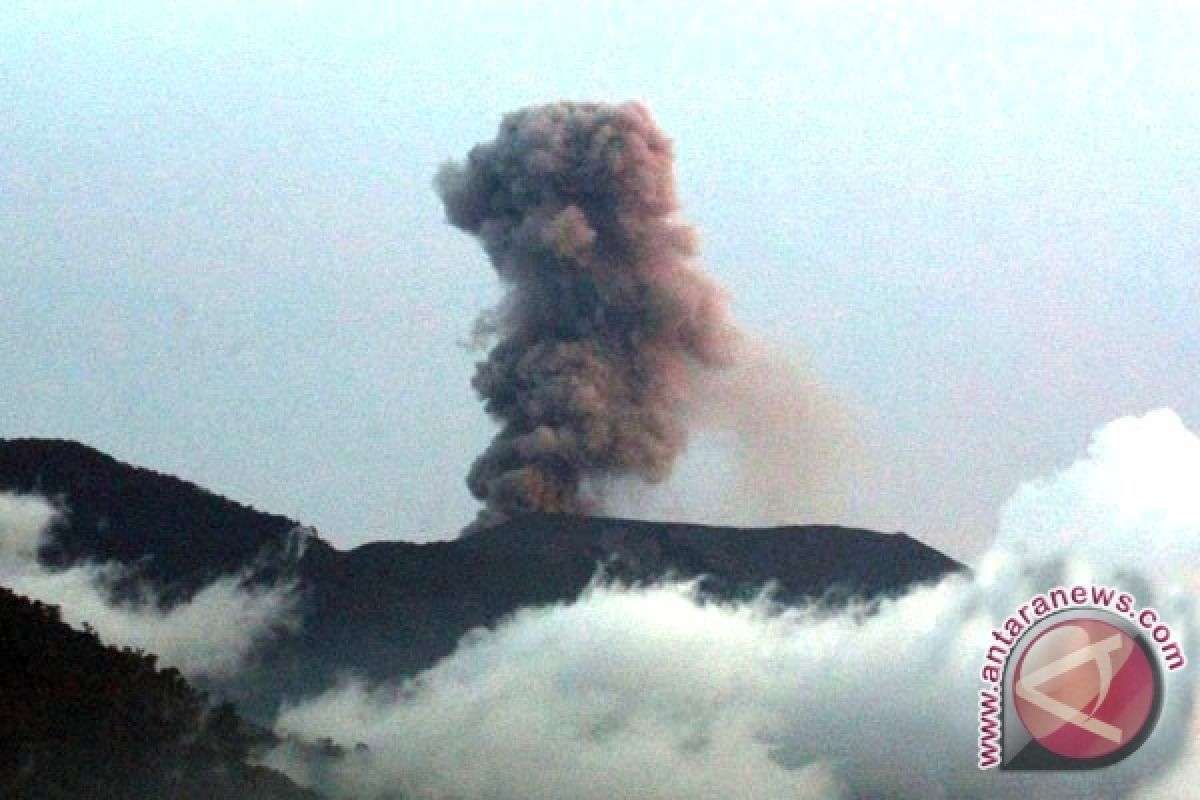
[{"xmin": 0, "ymin": 438, "xmax": 963, "ymax": 718}]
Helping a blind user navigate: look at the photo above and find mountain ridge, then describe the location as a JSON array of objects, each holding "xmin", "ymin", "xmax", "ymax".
[{"xmin": 0, "ymin": 437, "xmax": 965, "ymax": 719}]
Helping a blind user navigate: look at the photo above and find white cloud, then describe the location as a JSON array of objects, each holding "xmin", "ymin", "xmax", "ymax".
[
  {"xmin": 0, "ymin": 491, "xmax": 60, "ymax": 560},
  {"xmin": 0, "ymin": 491, "xmax": 299, "ymax": 680},
  {"xmin": 271, "ymin": 410, "xmax": 1197, "ymax": 799},
  {"xmin": 997, "ymin": 408, "xmax": 1200, "ymax": 574}
]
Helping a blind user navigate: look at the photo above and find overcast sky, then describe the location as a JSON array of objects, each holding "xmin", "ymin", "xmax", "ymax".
[{"xmin": 3, "ymin": 2, "xmax": 1197, "ymax": 560}]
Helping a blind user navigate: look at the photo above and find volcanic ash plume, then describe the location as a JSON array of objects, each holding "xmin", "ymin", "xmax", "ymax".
[{"xmin": 436, "ymin": 102, "xmax": 739, "ymax": 518}]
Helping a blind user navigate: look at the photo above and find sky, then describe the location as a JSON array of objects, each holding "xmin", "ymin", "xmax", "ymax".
[{"xmin": 2, "ymin": 2, "xmax": 1197, "ymax": 560}]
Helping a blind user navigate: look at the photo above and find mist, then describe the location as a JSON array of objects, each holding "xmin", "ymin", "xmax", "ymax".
[
  {"xmin": 0, "ymin": 492, "xmax": 299, "ymax": 680},
  {"xmin": 268, "ymin": 409, "xmax": 1197, "ymax": 799}
]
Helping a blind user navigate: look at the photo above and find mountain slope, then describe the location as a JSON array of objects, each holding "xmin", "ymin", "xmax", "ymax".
[
  {"xmin": 0, "ymin": 438, "xmax": 301, "ymax": 595},
  {"xmin": 0, "ymin": 585, "xmax": 329, "ymax": 800},
  {"xmin": 0, "ymin": 438, "xmax": 964, "ymax": 717}
]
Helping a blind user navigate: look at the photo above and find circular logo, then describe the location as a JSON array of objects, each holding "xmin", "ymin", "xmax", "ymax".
[{"xmin": 1012, "ymin": 617, "xmax": 1159, "ymax": 761}]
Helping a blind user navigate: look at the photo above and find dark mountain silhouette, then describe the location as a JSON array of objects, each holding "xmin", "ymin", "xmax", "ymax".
[
  {"xmin": 0, "ymin": 438, "xmax": 302, "ymax": 600},
  {"xmin": 0, "ymin": 438, "xmax": 964, "ymax": 719},
  {"xmin": 0, "ymin": 585, "xmax": 332, "ymax": 800}
]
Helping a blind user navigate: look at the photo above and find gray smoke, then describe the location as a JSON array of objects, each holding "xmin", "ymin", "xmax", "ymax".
[{"xmin": 436, "ymin": 102, "xmax": 740, "ymax": 519}]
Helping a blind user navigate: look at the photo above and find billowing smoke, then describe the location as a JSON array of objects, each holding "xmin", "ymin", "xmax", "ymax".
[
  {"xmin": 436, "ymin": 102, "xmax": 740, "ymax": 519},
  {"xmin": 0, "ymin": 492, "xmax": 300, "ymax": 680},
  {"xmin": 269, "ymin": 409, "xmax": 1196, "ymax": 799}
]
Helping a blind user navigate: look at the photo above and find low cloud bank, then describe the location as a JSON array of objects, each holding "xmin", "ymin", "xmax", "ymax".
[{"xmin": 271, "ymin": 409, "xmax": 1197, "ymax": 799}]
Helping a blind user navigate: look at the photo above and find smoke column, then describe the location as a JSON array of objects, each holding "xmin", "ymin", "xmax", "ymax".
[{"xmin": 436, "ymin": 102, "xmax": 739, "ymax": 519}]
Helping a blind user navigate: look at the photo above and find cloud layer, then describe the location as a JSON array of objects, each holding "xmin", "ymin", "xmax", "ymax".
[{"xmin": 270, "ymin": 409, "xmax": 1197, "ymax": 799}]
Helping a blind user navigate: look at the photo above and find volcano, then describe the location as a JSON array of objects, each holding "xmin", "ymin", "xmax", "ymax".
[{"xmin": 0, "ymin": 438, "xmax": 963, "ymax": 718}]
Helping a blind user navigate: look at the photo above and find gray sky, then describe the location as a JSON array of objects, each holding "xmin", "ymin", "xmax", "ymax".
[{"xmin": 3, "ymin": 2, "xmax": 1197, "ymax": 561}]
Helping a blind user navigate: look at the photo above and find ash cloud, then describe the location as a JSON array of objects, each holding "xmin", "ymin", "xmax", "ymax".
[
  {"xmin": 436, "ymin": 102, "xmax": 741, "ymax": 520},
  {"xmin": 0, "ymin": 492, "xmax": 299, "ymax": 680},
  {"xmin": 601, "ymin": 339, "xmax": 865, "ymax": 527},
  {"xmin": 270, "ymin": 410, "xmax": 1196, "ymax": 799}
]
